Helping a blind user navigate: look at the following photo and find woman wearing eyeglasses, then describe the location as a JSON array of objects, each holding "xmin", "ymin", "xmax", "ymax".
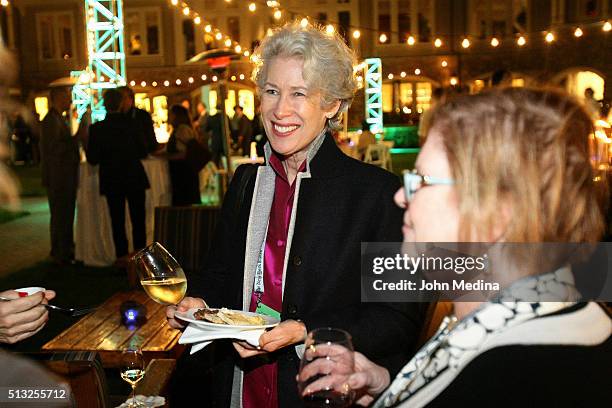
[{"xmin": 300, "ymin": 87, "xmax": 612, "ymax": 407}]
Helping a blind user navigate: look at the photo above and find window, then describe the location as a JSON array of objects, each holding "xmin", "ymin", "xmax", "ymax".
[
  {"xmin": 417, "ymin": 0, "xmax": 432, "ymax": 42},
  {"xmin": 338, "ymin": 11, "xmax": 350, "ymax": 43},
  {"xmin": 125, "ymin": 8, "xmax": 162, "ymax": 56},
  {"xmin": 383, "ymin": 83, "xmax": 393, "ymax": 112},
  {"xmin": 471, "ymin": 0, "xmax": 509, "ymax": 38},
  {"xmin": 513, "ymin": 0, "xmax": 527, "ymax": 33},
  {"xmin": 378, "ymin": 1, "xmax": 391, "ymax": 43},
  {"xmin": 227, "ymin": 17, "xmax": 240, "ymax": 43},
  {"xmin": 317, "ymin": 12, "xmax": 328, "ymax": 24},
  {"xmin": 36, "ymin": 12, "xmax": 75, "ymax": 60},
  {"xmin": 183, "ymin": 20, "xmax": 196, "ymax": 60},
  {"xmin": 398, "ymin": 0, "xmax": 412, "ymax": 42}
]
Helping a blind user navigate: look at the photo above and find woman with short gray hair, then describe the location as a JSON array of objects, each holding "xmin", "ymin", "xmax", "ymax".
[{"xmin": 167, "ymin": 21, "xmax": 425, "ymax": 407}]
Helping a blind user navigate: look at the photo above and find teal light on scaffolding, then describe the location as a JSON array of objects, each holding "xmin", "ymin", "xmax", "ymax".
[
  {"xmin": 364, "ymin": 58, "xmax": 383, "ymax": 134},
  {"xmin": 72, "ymin": 0, "xmax": 126, "ymax": 123}
]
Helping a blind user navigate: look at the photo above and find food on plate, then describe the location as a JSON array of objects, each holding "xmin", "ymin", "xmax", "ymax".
[{"xmin": 194, "ymin": 308, "xmax": 266, "ymax": 326}]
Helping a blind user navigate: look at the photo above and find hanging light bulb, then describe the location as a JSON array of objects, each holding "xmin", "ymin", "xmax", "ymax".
[
  {"xmin": 201, "ymin": 74, "xmax": 207, "ymax": 80},
  {"xmin": 326, "ymin": 24, "xmax": 335, "ymax": 35},
  {"xmin": 387, "ymin": 73, "xmax": 394, "ymax": 80},
  {"xmin": 235, "ymin": 44, "xmax": 242, "ymax": 53},
  {"xmin": 490, "ymin": 37, "xmax": 500, "ymax": 47},
  {"xmin": 407, "ymin": 35, "xmax": 416, "ymax": 46},
  {"xmin": 248, "ymin": 3, "xmax": 256, "ymax": 12},
  {"xmin": 212, "ymin": 76, "xmax": 218, "ymax": 82},
  {"xmin": 176, "ymin": 79, "xmax": 182, "ymax": 85},
  {"xmin": 441, "ymin": 60, "xmax": 448, "ymax": 67},
  {"xmin": 182, "ymin": 7, "xmax": 190, "ymax": 16},
  {"xmin": 239, "ymin": 74, "xmax": 245, "ymax": 80},
  {"xmin": 205, "ymin": 24, "xmax": 212, "ymax": 33},
  {"xmin": 188, "ymin": 77, "xmax": 194, "ymax": 83},
  {"xmin": 129, "ymin": 80, "xmax": 136, "ymax": 86},
  {"xmin": 352, "ymin": 30, "xmax": 361, "ymax": 39},
  {"xmin": 244, "ymin": 50, "xmax": 250, "ymax": 57},
  {"xmin": 400, "ymin": 71, "xmax": 406, "ymax": 78},
  {"xmin": 450, "ymin": 77, "xmax": 458, "ymax": 86},
  {"xmin": 164, "ymin": 80, "xmax": 170, "ymax": 87},
  {"xmin": 414, "ymin": 68, "xmax": 421, "ymax": 75},
  {"xmin": 194, "ymin": 16, "xmax": 201, "ymax": 25},
  {"xmin": 379, "ymin": 33, "xmax": 388, "ymax": 43},
  {"xmin": 215, "ymin": 32, "xmax": 223, "ymax": 40},
  {"xmin": 140, "ymin": 81, "xmax": 146, "ymax": 87},
  {"xmin": 231, "ymin": 75, "xmax": 236, "ymax": 81},
  {"xmin": 461, "ymin": 38, "xmax": 471, "ymax": 48},
  {"xmin": 171, "ymin": 0, "xmax": 178, "ymax": 5},
  {"xmin": 434, "ymin": 38, "xmax": 443, "ymax": 47},
  {"xmin": 300, "ymin": 18, "xmax": 309, "ymax": 28},
  {"xmin": 152, "ymin": 81, "xmax": 158, "ymax": 87},
  {"xmin": 574, "ymin": 27, "xmax": 583, "ymax": 37},
  {"xmin": 1, "ymin": 0, "xmax": 9, "ymax": 6},
  {"xmin": 273, "ymin": 9, "xmax": 282, "ymax": 20},
  {"xmin": 545, "ymin": 32, "xmax": 555, "ymax": 43},
  {"xmin": 604, "ymin": 21, "xmax": 612, "ymax": 32},
  {"xmin": 517, "ymin": 35, "xmax": 526, "ymax": 46},
  {"xmin": 224, "ymin": 38, "xmax": 232, "ymax": 47}
]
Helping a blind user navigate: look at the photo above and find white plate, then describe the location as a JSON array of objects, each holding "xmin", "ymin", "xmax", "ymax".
[{"xmin": 175, "ymin": 308, "xmax": 280, "ymax": 330}]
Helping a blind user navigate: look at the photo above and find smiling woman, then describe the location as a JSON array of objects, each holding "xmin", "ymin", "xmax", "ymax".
[{"xmin": 166, "ymin": 21, "xmax": 426, "ymax": 408}]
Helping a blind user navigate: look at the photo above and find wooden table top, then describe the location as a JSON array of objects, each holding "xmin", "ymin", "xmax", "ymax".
[{"xmin": 43, "ymin": 290, "xmax": 184, "ymax": 368}]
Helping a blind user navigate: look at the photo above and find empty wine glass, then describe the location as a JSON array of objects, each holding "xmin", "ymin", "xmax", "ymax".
[
  {"xmin": 298, "ymin": 328, "xmax": 355, "ymax": 408},
  {"xmin": 120, "ymin": 348, "xmax": 146, "ymax": 408},
  {"xmin": 132, "ymin": 242, "xmax": 187, "ymax": 305}
]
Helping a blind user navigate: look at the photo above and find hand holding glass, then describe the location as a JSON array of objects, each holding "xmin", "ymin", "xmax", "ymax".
[
  {"xmin": 120, "ymin": 348, "xmax": 146, "ymax": 408},
  {"xmin": 298, "ymin": 328, "xmax": 355, "ymax": 407},
  {"xmin": 132, "ymin": 242, "xmax": 187, "ymax": 305}
]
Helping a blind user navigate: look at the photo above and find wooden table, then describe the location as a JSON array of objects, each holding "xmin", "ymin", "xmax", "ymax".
[{"xmin": 43, "ymin": 291, "xmax": 184, "ymax": 368}]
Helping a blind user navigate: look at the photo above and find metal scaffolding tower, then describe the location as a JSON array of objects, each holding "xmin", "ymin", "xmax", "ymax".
[
  {"xmin": 72, "ymin": 0, "xmax": 126, "ymax": 122},
  {"xmin": 364, "ymin": 58, "xmax": 383, "ymax": 134}
]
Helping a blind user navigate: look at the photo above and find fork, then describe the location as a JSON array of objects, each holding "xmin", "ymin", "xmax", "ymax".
[{"xmin": 0, "ymin": 296, "xmax": 98, "ymax": 317}]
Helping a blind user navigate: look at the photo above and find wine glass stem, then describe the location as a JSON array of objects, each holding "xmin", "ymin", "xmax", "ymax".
[{"xmin": 131, "ymin": 384, "xmax": 136, "ymax": 407}]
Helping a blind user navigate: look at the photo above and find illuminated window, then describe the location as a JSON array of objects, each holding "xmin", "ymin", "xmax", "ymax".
[
  {"xmin": 36, "ymin": 12, "xmax": 75, "ymax": 60},
  {"xmin": 511, "ymin": 78, "xmax": 525, "ymax": 87},
  {"xmin": 382, "ymin": 83, "xmax": 393, "ymax": 112},
  {"xmin": 135, "ymin": 93, "xmax": 151, "ymax": 112},
  {"xmin": 415, "ymin": 82, "xmax": 432, "ymax": 112},
  {"xmin": 125, "ymin": 8, "xmax": 162, "ymax": 56},
  {"xmin": 399, "ymin": 83, "xmax": 413, "ymax": 108},
  {"xmin": 152, "ymin": 95, "xmax": 167, "ymax": 124},
  {"xmin": 35, "ymin": 97, "xmax": 49, "ymax": 120},
  {"xmin": 238, "ymin": 89, "xmax": 255, "ymax": 120},
  {"xmin": 209, "ymin": 90, "xmax": 218, "ymax": 115}
]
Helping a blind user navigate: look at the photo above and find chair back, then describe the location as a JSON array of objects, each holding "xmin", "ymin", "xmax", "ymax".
[
  {"xmin": 27, "ymin": 351, "xmax": 109, "ymax": 408},
  {"xmin": 364, "ymin": 143, "xmax": 393, "ymax": 171}
]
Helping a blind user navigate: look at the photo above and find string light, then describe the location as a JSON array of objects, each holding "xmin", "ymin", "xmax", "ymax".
[
  {"xmin": 212, "ymin": 76, "xmax": 218, "ymax": 81},
  {"xmin": 171, "ymin": 0, "xmax": 178, "ymax": 5},
  {"xmin": 176, "ymin": 79, "xmax": 182, "ymax": 85},
  {"xmin": 450, "ymin": 77, "xmax": 458, "ymax": 86},
  {"xmin": 224, "ymin": 38, "xmax": 232, "ymax": 47},
  {"xmin": 300, "ymin": 18, "xmax": 309, "ymax": 28},
  {"xmin": 244, "ymin": 50, "xmax": 250, "ymax": 57},
  {"xmin": 152, "ymin": 81, "xmax": 158, "ymax": 87},
  {"xmin": 414, "ymin": 68, "xmax": 421, "ymax": 75},
  {"xmin": 194, "ymin": 16, "xmax": 201, "ymax": 25},
  {"xmin": 441, "ymin": 60, "xmax": 448, "ymax": 67},
  {"xmin": 461, "ymin": 38, "xmax": 471, "ymax": 48},
  {"xmin": 574, "ymin": 27, "xmax": 583, "ymax": 37},
  {"xmin": 249, "ymin": 3, "xmax": 256, "ymax": 12},
  {"xmin": 603, "ymin": 21, "xmax": 612, "ymax": 32},
  {"xmin": 387, "ymin": 73, "xmax": 394, "ymax": 79},
  {"xmin": 490, "ymin": 37, "xmax": 500, "ymax": 47},
  {"xmin": 545, "ymin": 32, "xmax": 555, "ymax": 42},
  {"xmin": 267, "ymin": 1, "xmax": 279, "ymax": 7},
  {"xmin": 182, "ymin": 7, "xmax": 190, "ymax": 16},
  {"xmin": 434, "ymin": 38, "xmax": 443, "ymax": 47},
  {"xmin": 0, "ymin": 0, "xmax": 9, "ymax": 6},
  {"xmin": 400, "ymin": 71, "xmax": 406, "ymax": 78},
  {"xmin": 352, "ymin": 30, "xmax": 361, "ymax": 39},
  {"xmin": 326, "ymin": 24, "xmax": 335, "ymax": 35},
  {"xmin": 235, "ymin": 44, "xmax": 242, "ymax": 53},
  {"xmin": 205, "ymin": 24, "xmax": 212, "ymax": 33},
  {"xmin": 129, "ymin": 80, "xmax": 136, "ymax": 86},
  {"xmin": 517, "ymin": 35, "xmax": 526, "ymax": 46},
  {"xmin": 407, "ymin": 35, "xmax": 416, "ymax": 46},
  {"xmin": 201, "ymin": 74, "xmax": 207, "ymax": 80},
  {"xmin": 140, "ymin": 81, "xmax": 146, "ymax": 87},
  {"xmin": 273, "ymin": 9, "xmax": 282, "ymax": 20},
  {"xmin": 164, "ymin": 80, "xmax": 170, "ymax": 87},
  {"xmin": 379, "ymin": 33, "xmax": 388, "ymax": 43},
  {"xmin": 215, "ymin": 32, "xmax": 223, "ymax": 40},
  {"xmin": 239, "ymin": 74, "xmax": 245, "ymax": 80},
  {"xmin": 231, "ymin": 75, "xmax": 236, "ymax": 81},
  {"xmin": 188, "ymin": 77, "xmax": 194, "ymax": 83}
]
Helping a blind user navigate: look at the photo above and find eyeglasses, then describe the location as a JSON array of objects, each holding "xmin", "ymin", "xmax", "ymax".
[{"xmin": 402, "ymin": 169, "xmax": 455, "ymax": 202}]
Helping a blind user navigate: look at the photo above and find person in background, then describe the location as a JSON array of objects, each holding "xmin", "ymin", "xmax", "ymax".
[
  {"xmin": 417, "ymin": 87, "xmax": 446, "ymax": 146},
  {"xmin": 206, "ymin": 103, "xmax": 230, "ymax": 166},
  {"xmin": 167, "ymin": 104, "xmax": 201, "ymax": 205},
  {"xmin": 181, "ymin": 98, "xmax": 192, "ymax": 118},
  {"xmin": 251, "ymin": 101, "xmax": 268, "ymax": 157},
  {"xmin": 194, "ymin": 101, "xmax": 210, "ymax": 148},
  {"xmin": 86, "ymin": 88, "xmax": 149, "ymax": 259},
  {"xmin": 356, "ymin": 119, "xmax": 377, "ymax": 160},
  {"xmin": 166, "ymin": 22, "xmax": 425, "ymax": 407},
  {"xmin": 118, "ymin": 86, "xmax": 159, "ymax": 154},
  {"xmin": 231, "ymin": 105, "xmax": 253, "ymax": 155},
  {"xmin": 584, "ymin": 87, "xmax": 600, "ymax": 119},
  {"xmin": 40, "ymin": 87, "xmax": 82, "ymax": 265},
  {"xmin": 300, "ymin": 87, "xmax": 612, "ymax": 407}
]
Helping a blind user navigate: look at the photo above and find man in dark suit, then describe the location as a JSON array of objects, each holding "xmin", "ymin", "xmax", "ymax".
[
  {"xmin": 86, "ymin": 88, "xmax": 150, "ymax": 259},
  {"xmin": 206, "ymin": 104, "xmax": 230, "ymax": 166},
  {"xmin": 118, "ymin": 86, "xmax": 159, "ymax": 154},
  {"xmin": 40, "ymin": 87, "xmax": 81, "ymax": 265}
]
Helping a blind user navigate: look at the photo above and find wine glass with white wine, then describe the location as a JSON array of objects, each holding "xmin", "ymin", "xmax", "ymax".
[
  {"xmin": 120, "ymin": 348, "xmax": 146, "ymax": 408},
  {"xmin": 132, "ymin": 242, "xmax": 187, "ymax": 305}
]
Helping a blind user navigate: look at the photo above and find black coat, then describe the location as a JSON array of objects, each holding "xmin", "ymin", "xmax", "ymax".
[
  {"xmin": 86, "ymin": 112, "xmax": 150, "ymax": 195},
  {"xmin": 176, "ymin": 134, "xmax": 426, "ymax": 407}
]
